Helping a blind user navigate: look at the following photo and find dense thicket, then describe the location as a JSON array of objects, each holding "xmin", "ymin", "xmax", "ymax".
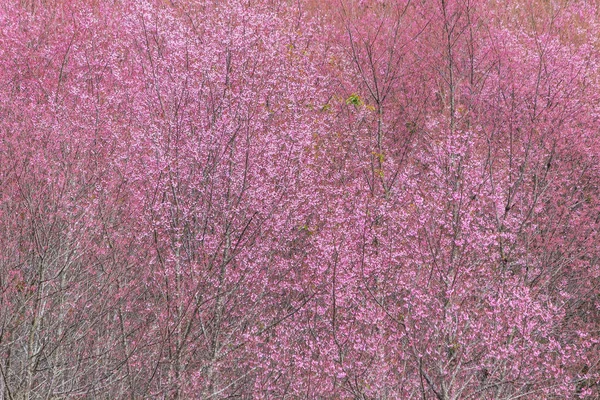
[{"xmin": 0, "ymin": 0, "xmax": 599, "ymax": 398}]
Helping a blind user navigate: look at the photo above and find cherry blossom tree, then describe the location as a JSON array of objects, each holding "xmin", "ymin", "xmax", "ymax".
[{"xmin": 0, "ymin": 0, "xmax": 598, "ymax": 398}]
